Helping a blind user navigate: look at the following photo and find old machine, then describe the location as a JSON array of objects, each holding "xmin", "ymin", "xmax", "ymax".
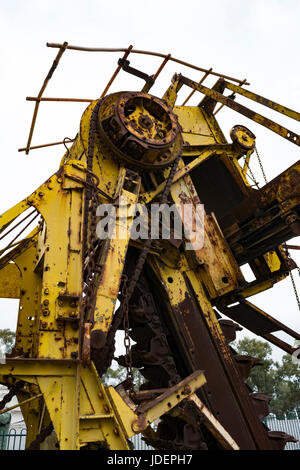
[{"xmin": 0, "ymin": 42, "xmax": 299, "ymax": 450}]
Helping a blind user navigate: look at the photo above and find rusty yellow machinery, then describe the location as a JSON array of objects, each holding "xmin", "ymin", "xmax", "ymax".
[{"xmin": 0, "ymin": 42, "xmax": 300, "ymax": 450}]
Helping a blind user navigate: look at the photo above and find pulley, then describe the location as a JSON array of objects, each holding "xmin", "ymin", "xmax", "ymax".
[{"xmin": 230, "ymin": 125, "xmax": 256, "ymax": 150}]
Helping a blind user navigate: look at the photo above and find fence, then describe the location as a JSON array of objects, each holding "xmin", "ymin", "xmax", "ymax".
[
  {"xmin": 0, "ymin": 417, "xmax": 299, "ymax": 450},
  {"xmin": 0, "ymin": 428, "xmax": 27, "ymax": 450}
]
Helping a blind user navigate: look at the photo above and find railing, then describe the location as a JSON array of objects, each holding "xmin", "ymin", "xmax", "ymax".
[
  {"xmin": 1, "ymin": 416, "xmax": 299, "ymax": 450},
  {"xmin": 0, "ymin": 428, "xmax": 27, "ymax": 450}
]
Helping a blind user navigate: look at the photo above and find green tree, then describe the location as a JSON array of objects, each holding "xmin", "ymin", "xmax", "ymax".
[
  {"xmin": 234, "ymin": 337, "xmax": 300, "ymax": 416},
  {"xmin": 0, "ymin": 329, "xmax": 15, "ymax": 353},
  {"xmin": 102, "ymin": 363, "xmax": 144, "ymax": 389}
]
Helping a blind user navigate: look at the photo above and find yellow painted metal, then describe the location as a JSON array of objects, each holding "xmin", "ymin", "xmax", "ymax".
[
  {"xmin": 263, "ymin": 250, "xmax": 282, "ymax": 272},
  {"xmin": 0, "ymin": 60, "xmax": 299, "ymax": 451},
  {"xmin": 174, "ymin": 106, "xmax": 216, "ymax": 146},
  {"xmin": 0, "ymin": 393, "xmax": 43, "ymax": 416},
  {"xmin": 179, "ymin": 74, "xmax": 300, "ymax": 146},
  {"xmin": 0, "ymin": 263, "xmax": 20, "ymax": 298},
  {"xmin": 224, "ymin": 81, "xmax": 300, "ymax": 122},
  {"xmin": 131, "ymin": 371, "xmax": 207, "ymax": 433},
  {"xmin": 166, "ymin": 159, "xmax": 243, "ymax": 298},
  {"xmin": 91, "ymin": 168, "xmax": 141, "ymax": 338}
]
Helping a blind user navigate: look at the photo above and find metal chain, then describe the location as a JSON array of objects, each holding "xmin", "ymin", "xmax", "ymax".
[
  {"xmin": 284, "ymin": 244, "xmax": 300, "ymax": 313},
  {"xmin": 254, "ymin": 145, "xmax": 268, "ymax": 185},
  {"xmin": 0, "ymin": 381, "xmax": 24, "ymax": 411},
  {"xmin": 82, "ymin": 100, "xmax": 104, "ymax": 326},
  {"xmin": 26, "ymin": 423, "xmax": 54, "ymax": 450},
  {"xmin": 244, "ymin": 158, "xmax": 260, "ymax": 188},
  {"xmin": 289, "ymin": 269, "xmax": 300, "ymax": 313}
]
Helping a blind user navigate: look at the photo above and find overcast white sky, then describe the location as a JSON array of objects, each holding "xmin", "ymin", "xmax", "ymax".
[{"xmin": 0, "ymin": 0, "xmax": 299, "ymax": 362}]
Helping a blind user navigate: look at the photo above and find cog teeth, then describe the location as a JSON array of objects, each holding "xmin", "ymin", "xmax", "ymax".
[
  {"xmin": 250, "ymin": 392, "xmax": 271, "ymax": 420},
  {"xmin": 233, "ymin": 355, "xmax": 264, "ymax": 380},
  {"xmin": 267, "ymin": 431, "xmax": 298, "ymax": 450},
  {"xmin": 219, "ymin": 319, "xmax": 243, "ymax": 344}
]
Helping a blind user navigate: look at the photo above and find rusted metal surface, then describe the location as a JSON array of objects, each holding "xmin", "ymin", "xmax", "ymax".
[
  {"xmin": 188, "ymin": 393, "xmax": 240, "ymax": 450},
  {"xmin": 267, "ymin": 431, "xmax": 298, "ymax": 451},
  {"xmin": 223, "ymin": 162, "xmax": 300, "ymax": 264},
  {"xmin": 2, "ymin": 42, "xmax": 300, "ymax": 450},
  {"xmin": 224, "ymin": 81, "xmax": 300, "ymax": 122},
  {"xmin": 181, "ymin": 68, "xmax": 213, "ymax": 106},
  {"xmin": 147, "ymin": 265, "xmax": 275, "ymax": 449},
  {"xmin": 180, "ymin": 75, "xmax": 300, "ymax": 146},
  {"xmin": 233, "ymin": 355, "xmax": 264, "ymax": 381},
  {"xmin": 219, "ymin": 300, "xmax": 300, "ymax": 355},
  {"xmin": 26, "ymin": 97, "xmax": 94, "ymax": 103},
  {"xmin": 97, "ymin": 91, "xmax": 183, "ymax": 169}
]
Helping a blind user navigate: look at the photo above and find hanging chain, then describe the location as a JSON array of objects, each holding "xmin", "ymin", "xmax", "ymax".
[
  {"xmin": 254, "ymin": 145, "xmax": 268, "ymax": 185},
  {"xmin": 289, "ymin": 268, "xmax": 300, "ymax": 313},
  {"xmin": 82, "ymin": 100, "xmax": 104, "ymax": 327},
  {"xmin": 243, "ymin": 155, "xmax": 260, "ymax": 188},
  {"xmin": 284, "ymin": 244, "xmax": 300, "ymax": 313}
]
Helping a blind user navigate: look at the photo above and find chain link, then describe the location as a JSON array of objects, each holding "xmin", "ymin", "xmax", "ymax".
[
  {"xmin": 283, "ymin": 243, "xmax": 300, "ymax": 313},
  {"xmin": 254, "ymin": 145, "xmax": 268, "ymax": 185},
  {"xmin": 82, "ymin": 100, "xmax": 104, "ymax": 327}
]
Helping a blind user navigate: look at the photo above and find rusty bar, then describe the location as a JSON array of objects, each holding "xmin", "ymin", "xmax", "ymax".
[
  {"xmin": 285, "ymin": 244, "xmax": 300, "ymax": 250},
  {"xmin": 214, "ymin": 79, "xmax": 247, "ymax": 115},
  {"xmin": 26, "ymin": 97, "xmax": 94, "ymax": 103},
  {"xmin": 100, "ymin": 45, "xmax": 133, "ymax": 98},
  {"xmin": 18, "ymin": 139, "xmax": 74, "ymax": 152},
  {"xmin": 188, "ymin": 393, "xmax": 239, "ymax": 450},
  {"xmin": 263, "ymin": 333, "xmax": 297, "ymax": 355},
  {"xmin": 180, "ymin": 75, "xmax": 300, "ymax": 146},
  {"xmin": 142, "ymin": 54, "xmax": 171, "ymax": 93},
  {"xmin": 181, "ymin": 68, "xmax": 213, "ymax": 106},
  {"xmin": 46, "ymin": 43, "xmax": 249, "ymax": 85},
  {"xmin": 224, "ymin": 81, "xmax": 300, "ymax": 122},
  {"xmin": 152, "ymin": 53, "xmax": 171, "ymax": 81},
  {"xmin": 25, "ymin": 42, "xmax": 68, "ymax": 155},
  {"xmin": 0, "ymin": 393, "xmax": 43, "ymax": 416}
]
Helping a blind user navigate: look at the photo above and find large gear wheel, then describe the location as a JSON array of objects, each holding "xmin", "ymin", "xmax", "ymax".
[{"xmin": 97, "ymin": 91, "xmax": 183, "ymax": 170}]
